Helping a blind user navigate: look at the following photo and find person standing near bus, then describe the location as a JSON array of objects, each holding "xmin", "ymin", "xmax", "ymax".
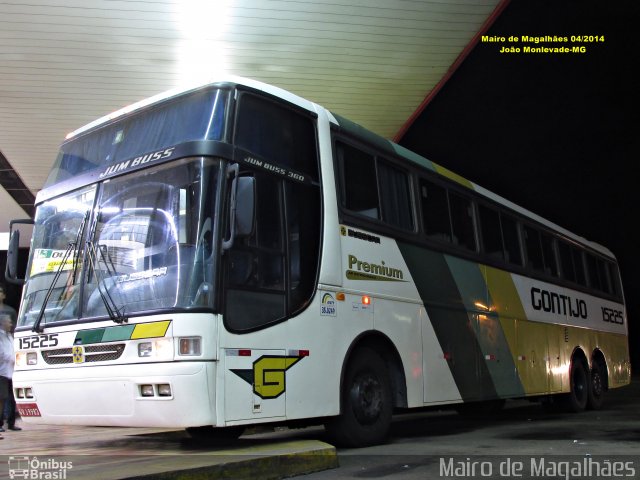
[
  {"xmin": 0, "ymin": 313, "xmax": 20, "ymax": 435},
  {"xmin": 0, "ymin": 285, "xmax": 17, "ymax": 327}
]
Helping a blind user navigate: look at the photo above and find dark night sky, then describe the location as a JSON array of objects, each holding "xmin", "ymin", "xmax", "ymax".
[{"xmin": 399, "ymin": 0, "xmax": 640, "ymax": 367}]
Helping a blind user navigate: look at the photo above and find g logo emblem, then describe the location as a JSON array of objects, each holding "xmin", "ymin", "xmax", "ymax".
[{"xmin": 231, "ymin": 355, "xmax": 303, "ymax": 399}]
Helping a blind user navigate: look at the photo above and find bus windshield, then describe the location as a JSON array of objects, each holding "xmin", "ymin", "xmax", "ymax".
[{"xmin": 18, "ymin": 157, "xmax": 223, "ymax": 328}]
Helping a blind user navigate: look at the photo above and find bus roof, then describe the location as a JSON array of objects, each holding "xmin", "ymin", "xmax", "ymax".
[{"xmin": 63, "ymin": 76, "xmax": 613, "ymax": 258}]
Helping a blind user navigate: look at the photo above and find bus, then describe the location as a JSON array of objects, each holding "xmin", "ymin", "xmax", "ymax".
[{"xmin": 6, "ymin": 77, "xmax": 630, "ymax": 447}]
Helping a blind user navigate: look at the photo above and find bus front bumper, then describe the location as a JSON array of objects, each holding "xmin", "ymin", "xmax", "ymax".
[{"xmin": 12, "ymin": 361, "xmax": 217, "ymax": 428}]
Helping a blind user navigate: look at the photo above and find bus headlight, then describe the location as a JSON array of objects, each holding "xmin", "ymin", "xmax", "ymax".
[
  {"xmin": 27, "ymin": 352, "xmax": 38, "ymax": 365},
  {"xmin": 137, "ymin": 338, "xmax": 173, "ymax": 359},
  {"xmin": 178, "ymin": 337, "xmax": 201, "ymax": 356},
  {"xmin": 138, "ymin": 343, "xmax": 153, "ymax": 357}
]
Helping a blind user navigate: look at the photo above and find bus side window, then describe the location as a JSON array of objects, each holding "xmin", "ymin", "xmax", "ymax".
[
  {"xmin": 573, "ymin": 248, "xmax": 587, "ymax": 286},
  {"xmin": 540, "ymin": 232, "xmax": 559, "ymax": 277},
  {"xmin": 608, "ymin": 262, "xmax": 623, "ymax": 298},
  {"xmin": 596, "ymin": 256, "xmax": 613, "ymax": 295},
  {"xmin": 338, "ymin": 142, "xmax": 379, "ymax": 220},
  {"xmin": 420, "ymin": 179, "xmax": 451, "ymax": 243},
  {"xmin": 500, "ymin": 214, "xmax": 522, "ymax": 266},
  {"xmin": 478, "ymin": 204, "xmax": 503, "ymax": 261},
  {"xmin": 378, "ymin": 161, "xmax": 413, "ymax": 230},
  {"xmin": 585, "ymin": 253, "xmax": 602, "ymax": 292},
  {"xmin": 523, "ymin": 225, "xmax": 544, "ymax": 272},
  {"xmin": 558, "ymin": 240, "xmax": 577, "ymax": 283},
  {"xmin": 235, "ymin": 93, "xmax": 319, "ymax": 181},
  {"xmin": 225, "ymin": 174, "xmax": 287, "ymax": 330},
  {"xmin": 448, "ymin": 192, "xmax": 477, "ymax": 252}
]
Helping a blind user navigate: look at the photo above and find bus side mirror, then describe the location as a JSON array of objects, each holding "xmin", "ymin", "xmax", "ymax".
[
  {"xmin": 235, "ymin": 177, "xmax": 255, "ymax": 237},
  {"xmin": 5, "ymin": 218, "xmax": 34, "ymax": 285}
]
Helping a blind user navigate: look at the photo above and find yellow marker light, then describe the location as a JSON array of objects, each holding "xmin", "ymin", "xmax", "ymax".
[
  {"xmin": 362, "ymin": 295, "xmax": 371, "ymax": 306},
  {"xmin": 336, "ymin": 292, "xmax": 346, "ymax": 301}
]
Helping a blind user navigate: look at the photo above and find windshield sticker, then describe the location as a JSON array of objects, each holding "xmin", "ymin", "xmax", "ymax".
[
  {"xmin": 345, "ymin": 254, "xmax": 406, "ymax": 282},
  {"xmin": 30, "ymin": 249, "xmax": 75, "ymax": 276},
  {"xmin": 116, "ymin": 267, "xmax": 168, "ymax": 283}
]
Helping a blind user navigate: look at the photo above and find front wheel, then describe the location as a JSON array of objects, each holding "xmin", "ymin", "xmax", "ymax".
[{"xmin": 325, "ymin": 347, "xmax": 393, "ymax": 447}]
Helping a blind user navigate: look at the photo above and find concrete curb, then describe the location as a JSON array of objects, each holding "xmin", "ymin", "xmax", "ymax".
[{"xmin": 110, "ymin": 440, "xmax": 338, "ymax": 480}]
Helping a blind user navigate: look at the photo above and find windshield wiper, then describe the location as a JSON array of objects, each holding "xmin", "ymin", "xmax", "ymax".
[
  {"xmin": 86, "ymin": 240, "xmax": 128, "ymax": 324},
  {"xmin": 32, "ymin": 212, "xmax": 89, "ymax": 333}
]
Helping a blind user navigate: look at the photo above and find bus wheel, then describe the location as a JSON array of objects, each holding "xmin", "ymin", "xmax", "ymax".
[
  {"xmin": 325, "ymin": 347, "xmax": 392, "ymax": 447},
  {"xmin": 565, "ymin": 360, "xmax": 589, "ymax": 412},
  {"xmin": 186, "ymin": 426, "xmax": 244, "ymax": 442},
  {"xmin": 587, "ymin": 361, "xmax": 606, "ymax": 410}
]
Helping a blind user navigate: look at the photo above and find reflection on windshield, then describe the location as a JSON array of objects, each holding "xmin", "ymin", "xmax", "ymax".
[{"xmin": 18, "ymin": 158, "xmax": 221, "ymax": 328}]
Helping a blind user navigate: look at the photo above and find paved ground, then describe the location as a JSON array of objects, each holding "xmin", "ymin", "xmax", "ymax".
[
  {"xmin": 1, "ymin": 377, "xmax": 638, "ymax": 479},
  {"xmin": 301, "ymin": 376, "xmax": 640, "ymax": 479}
]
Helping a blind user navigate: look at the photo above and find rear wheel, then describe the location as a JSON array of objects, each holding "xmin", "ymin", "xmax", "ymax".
[
  {"xmin": 564, "ymin": 360, "xmax": 589, "ymax": 412},
  {"xmin": 587, "ymin": 361, "xmax": 606, "ymax": 410},
  {"xmin": 186, "ymin": 426, "xmax": 244, "ymax": 443},
  {"xmin": 325, "ymin": 347, "xmax": 393, "ymax": 447}
]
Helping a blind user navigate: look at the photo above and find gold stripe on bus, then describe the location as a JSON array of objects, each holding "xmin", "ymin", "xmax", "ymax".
[{"xmin": 130, "ymin": 320, "xmax": 171, "ymax": 339}]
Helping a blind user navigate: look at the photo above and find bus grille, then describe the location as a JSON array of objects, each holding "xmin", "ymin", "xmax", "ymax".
[{"xmin": 42, "ymin": 344, "xmax": 126, "ymax": 365}]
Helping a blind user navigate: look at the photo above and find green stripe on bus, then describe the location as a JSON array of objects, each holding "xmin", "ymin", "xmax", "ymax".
[
  {"xmin": 75, "ymin": 328, "xmax": 105, "ymax": 345},
  {"xmin": 398, "ymin": 243, "xmax": 498, "ymax": 402},
  {"xmin": 445, "ymin": 257, "xmax": 525, "ymax": 398},
  {"xmin": 102, "ymin": 324, "xmax": 136, "ymax": 342}
]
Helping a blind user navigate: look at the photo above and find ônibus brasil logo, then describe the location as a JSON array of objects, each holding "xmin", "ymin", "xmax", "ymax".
[{"xmin": 7, "ymin": 456, "xmax": 73, "ymax": 479}]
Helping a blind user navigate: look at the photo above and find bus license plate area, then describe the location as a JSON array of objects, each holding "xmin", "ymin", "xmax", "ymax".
[{"xmin": 17, "ymin": 403, "xmax": 42, "ymax": 417}]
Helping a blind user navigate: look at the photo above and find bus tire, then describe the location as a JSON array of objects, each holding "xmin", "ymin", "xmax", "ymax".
[
  {"xmin": 325, "ymin": 347, "xmax": 392, "ymax": 447},
  {"xmin": 186, "ymin": 426, "xmax": 244, "ymax": 442},
  {"xmin": 587, "ymin": 361, "xmax": 606, "ymax": 410},
  {"xmin": 565, "ymin": 359, "xmax": 589, "ymax": 412}
]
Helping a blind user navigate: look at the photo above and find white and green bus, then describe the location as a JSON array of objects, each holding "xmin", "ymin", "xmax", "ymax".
[{"xmin": 6, "ymin": 77, "xmax": 630, "ymax": 446}]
